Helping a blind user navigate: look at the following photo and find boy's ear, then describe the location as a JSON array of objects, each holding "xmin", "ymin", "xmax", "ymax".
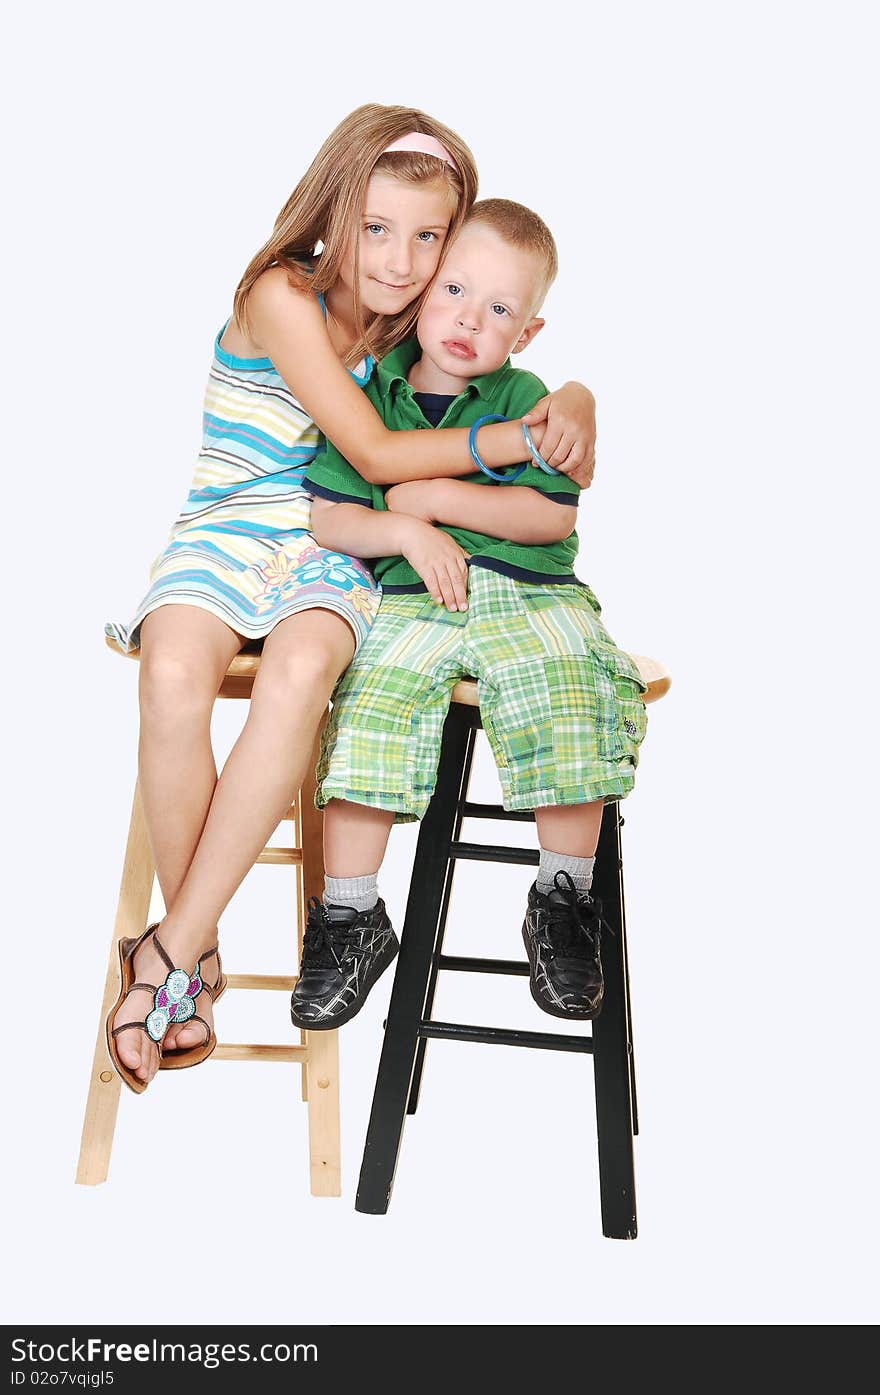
[{"xmin": 511, "ymin": 317, "xmax": 545, "ymax": 355}]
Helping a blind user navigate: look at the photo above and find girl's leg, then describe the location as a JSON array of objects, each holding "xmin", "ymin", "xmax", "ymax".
[
  {"xmin": 122, "ymin": 608, "xmax": 356, "ymax": 1083},
  {"xmin": 111, "ymin": 606, "xmax": 243, "ymax": 1080},
  {"xmin": 137, "ymin": 606, "xmax": 243, "ymax": 902}
]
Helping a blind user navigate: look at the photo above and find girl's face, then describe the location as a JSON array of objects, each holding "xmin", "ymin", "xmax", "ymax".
[{"xmin": 339, "ymin": 173, "xmax": 458, "ymax": 317}]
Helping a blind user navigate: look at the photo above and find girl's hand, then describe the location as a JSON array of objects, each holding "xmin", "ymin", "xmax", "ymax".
[
  {"xmin": 398, "ymin": 517, "xmax": 470, "ymax": 612},
  {"xmin": 385, "ymin": 480, "xmax": 445, "ymax": 522},
  {"xmin": 522, "ymin": 382, "xmax": 597, "ymax": 489}
]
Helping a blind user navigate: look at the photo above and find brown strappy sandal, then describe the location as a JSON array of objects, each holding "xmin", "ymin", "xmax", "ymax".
[
  {"xmin": 106, "ymin": 923, "xmax": 210, "ymax": 1093},
  {"xmin": 159, "ymin": 943, "xmax": 227, "ymax": 1071}
]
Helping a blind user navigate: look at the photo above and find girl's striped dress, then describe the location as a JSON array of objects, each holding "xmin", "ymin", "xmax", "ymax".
[{"xmin": 106, "ymin": 312, "xmax": 381, "ymax": 652}]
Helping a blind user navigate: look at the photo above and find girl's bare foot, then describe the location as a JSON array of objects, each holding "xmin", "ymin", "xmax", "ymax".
[{"xmin": 110, "ymin": 929, "xmax": 217, "ymax": 1085}]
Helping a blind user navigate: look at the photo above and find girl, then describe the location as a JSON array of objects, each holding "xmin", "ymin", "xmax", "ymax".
[{"xmin": 106, "ymin": 103, "xmax": 597, "ymax": 1093}]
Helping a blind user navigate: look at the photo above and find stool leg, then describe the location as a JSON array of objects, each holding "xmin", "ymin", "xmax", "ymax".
[
  {"xmin": 590, "ymin": 802, "xmax": 638, "ymax": 1238},
  {"xmin": 406, "ymin": 723, "xmax": 478, "ymax": 1116},
  {"xmin": 75, "ymin": 780, "xmax": 155, "ymax": 1185},
  {"xmin": 298, "ymin": 712, "xmax": 341, "ymax": 1196},
  {"xmin": 304, "ymin": 1029, "xmax": 340, "ymax": 1196},
  {"xmin": 293, "ymin": 745, "xmax": 319, "ymax": 1108},
  {"xmin": 356, "ymin": 705, "xmax": 472, "ymax": 1214},
  {"xmin": 293, "ymin": 791, "xmax": 307, "ymax": 1106},
  {"xmin": 620, "ymin": 869, "xmax": 639, "ymax": 1137}
]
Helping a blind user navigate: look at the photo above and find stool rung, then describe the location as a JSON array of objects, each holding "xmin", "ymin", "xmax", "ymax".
[
  {"xmin": 256, "ymin": 847, "xmax": 303, "ymax": 865},
  {"xmin": 460, "ymin": 802, "xmax": 535, "ymax": 822},
  {"xmin": 438, "ymin": 954, "xmax": 529, "ymax": 977},
  {"xmin": 450, "ymin": 841, "xmax": 540, "ymax": 866},
  {"xmin": 213, "ymin": 1043, "xmax": 307, "ymax": 1063},
  {"xmin": 225, "ymin": 973, "xmax": 296, "ymax": 991},
  {"xmin": 418, "ymin": 1020, "xmax": 593, "ymax": 1053}
]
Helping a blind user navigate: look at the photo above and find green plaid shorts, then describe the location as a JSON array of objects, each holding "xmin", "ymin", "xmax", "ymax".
[{"xmin": 317, "ymin": 567, "xmax": 648, "ymax": 822}]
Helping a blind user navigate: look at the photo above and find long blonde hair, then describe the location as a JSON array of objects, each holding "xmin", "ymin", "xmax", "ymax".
[{"xmin": 234, "ymin": 105, "xmax": 479, "ymax": 365}]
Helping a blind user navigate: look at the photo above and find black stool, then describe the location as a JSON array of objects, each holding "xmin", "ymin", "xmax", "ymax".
[{"xmin": 355, "ymin": 658, "xmax": 669, "ymax": 1239}]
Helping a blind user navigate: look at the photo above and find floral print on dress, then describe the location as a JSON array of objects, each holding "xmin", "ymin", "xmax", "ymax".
[
  {"xmin": 347, "ymin": 584, "xmax": 381, "ymax": 618},
  {"xmin": 290, "ymin": 550, "xmax": 373, "ymax": 592},
  {"xmin": 253, "ymin": 546, "xmax": 377, "ymax": 616},
  {"xmin": 253, "ymin": 551, "xmax": 302, "ymax": 615}
]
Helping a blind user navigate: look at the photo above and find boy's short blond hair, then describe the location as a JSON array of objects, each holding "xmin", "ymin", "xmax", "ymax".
[{"xmin": 463, "ymin": 198, "xmax": 558, "ymax": 309}]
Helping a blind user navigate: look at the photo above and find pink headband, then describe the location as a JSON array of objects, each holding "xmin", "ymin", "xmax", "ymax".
[{"xmin": 381, "ymin": 132, "xmax": 459, "ymax": 174}]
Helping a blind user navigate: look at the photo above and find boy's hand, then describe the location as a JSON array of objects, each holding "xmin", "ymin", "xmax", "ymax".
[
  {"xmin": 522, "ymin": 382, "xmax": 597, "ymax": 489},
  {"xmin": 385, "ymin": 479, "xmax": 445, "ymax": 523},
  {"xmin": 398, "ymin": 517, "xmax": 470, "ymax": 612}
]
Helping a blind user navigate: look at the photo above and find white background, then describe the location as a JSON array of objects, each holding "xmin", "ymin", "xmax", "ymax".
[{"xmin": 4, "ymin": 0, "xmax": 878, "ymax": 1326}]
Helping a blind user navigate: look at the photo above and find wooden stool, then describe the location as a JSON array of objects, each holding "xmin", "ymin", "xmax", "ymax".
[
  {"xmin": 355, "ymin": 654, "xmax": 670, "ymax": 1237},
  {"xmin": 75, "ymin": 640, "xmax": 340, "ymax": 1196}
]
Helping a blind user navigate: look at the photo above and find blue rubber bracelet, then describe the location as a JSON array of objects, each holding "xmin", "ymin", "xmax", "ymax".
[
  {"xmin": 468, "ymin": 414, "xmax": 527, "ymax": 482},
  {"xmin": 521, "ymin": 421, "xmax": 561, "ymax": 474}
]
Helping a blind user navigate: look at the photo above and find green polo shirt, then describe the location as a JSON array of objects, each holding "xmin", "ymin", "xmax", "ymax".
[{"xmin": 304, "ymin": 337, "xmax": 580, "ymax": 592}]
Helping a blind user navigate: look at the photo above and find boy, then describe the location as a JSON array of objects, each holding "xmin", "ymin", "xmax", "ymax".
[{"xmin": 293, "ymin": 200, "xmax": 647, "ymax": 1030}]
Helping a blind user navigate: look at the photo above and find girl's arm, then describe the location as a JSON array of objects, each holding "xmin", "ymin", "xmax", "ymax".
[
  {"xmin": 384, "ymin": 479, "xmax": 577, "ymax": 546},
  {"xmin": 246, "ymin": 271, "xmax": 595, "ymax": 487},
  {"xmin": 523, "ymin": 383, "xmax": 597, "ymax": 483},
  {"xmin": 309, "ymin": 498, "xmax": 469, "ymax": 612}
]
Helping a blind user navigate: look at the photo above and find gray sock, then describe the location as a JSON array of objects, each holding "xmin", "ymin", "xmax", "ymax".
[
  {"xmin": 536, "ymin": 849, "xmax": 595, "ymax": 897},
  {"xmin": 324, "ymin": 873, "xmax": 379, "ymax": 913}
]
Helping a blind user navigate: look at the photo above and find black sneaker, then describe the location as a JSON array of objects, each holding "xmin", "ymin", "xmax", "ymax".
[
  {"xmin": 290, "ymin": 897, "xmax": 399, "ymax": 1030},
  {"xmin": 521, "ymin": 871, "xmax": 606, "ymax": 1020}
]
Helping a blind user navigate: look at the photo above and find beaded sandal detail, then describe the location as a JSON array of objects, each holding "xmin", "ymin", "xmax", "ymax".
[{"xmin": 159, "ymin": 943, "xmax": 227, "ymax": 1071}]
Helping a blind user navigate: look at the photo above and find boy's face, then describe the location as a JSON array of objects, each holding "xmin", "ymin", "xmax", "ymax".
[{"xmin": 416, "ymin": 222, "xmax": 547, "ymax": 382}]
